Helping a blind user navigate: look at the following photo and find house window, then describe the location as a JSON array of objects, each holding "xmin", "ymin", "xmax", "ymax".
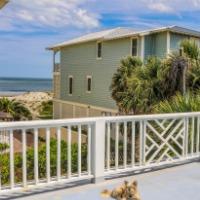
[
  {"xmin": 132, "ymin": 38, "xmax": 138, "ymax": 56},
  {"xmin": 68, "ymin": 76, "xmax": 73, "ymax": 95},
  {"xmin": 87, "ymin": 76, "xmax": 92, "ymax": 92},
  {"xmin": 97, "ymin": 42, "xmax": 102, "ymax": 58}
]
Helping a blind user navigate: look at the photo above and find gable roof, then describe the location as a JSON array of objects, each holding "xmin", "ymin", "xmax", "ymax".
[
  {"xmin": 47, "ymin": 26, "xmax": 200, "ymax": 50},
  {"xmin": 47, "ymin": 27, "xmax": 135, "ymax": 50}
]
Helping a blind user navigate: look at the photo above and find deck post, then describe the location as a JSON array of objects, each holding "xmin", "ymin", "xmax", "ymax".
[{"xmin": 91, "ymin": 118, "xmax": 106, "ymax": 183}]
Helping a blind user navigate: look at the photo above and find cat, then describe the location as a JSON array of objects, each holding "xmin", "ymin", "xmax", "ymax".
[{"xmin": 101, "ymin": 180, "xmax": 141, "ymax": 200}]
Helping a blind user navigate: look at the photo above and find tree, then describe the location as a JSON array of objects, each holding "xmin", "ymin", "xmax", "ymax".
[
  {"xmin": 111, "ymin": 40, "xmax": 200, "ymax": 115},
  {"xmin": 181, "ymin": 40, "xmax": 200, "ymax": 61},
  {"xmin": 39, "ymin": 100, "xmax": 53, "ymax": 119},
  {"xmin": 111, "ymin": 54, "xmax": 188, "ymax": 114},
  {"xmin": 154, "ymin": 92, "xmax": 200, "ymax": 113},
  {"xmin": 0, "ymin": 97, "xmax": 32, "ymax": 120},
  {"xmin": 159, "ymin": 53, "xmax": 188, "ymax": 96},
  {"xmin": 110, "ymin": 56, "xmax": 142, "ymax": 114},
  {"xmin": 127, "ymin": 56, "xmax": 163, "ymax": 113},
  {"xmin": 181, "ymin": 40, "xmax": 200, "ymax": 91}
]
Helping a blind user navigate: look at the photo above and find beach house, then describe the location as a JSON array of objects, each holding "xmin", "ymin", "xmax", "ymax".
[{"xmin": 48, "ymin": 26, "xmax": 200, "ymax": 119}]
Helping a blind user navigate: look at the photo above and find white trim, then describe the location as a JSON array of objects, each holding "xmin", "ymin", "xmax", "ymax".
[
  {"xmin": 96, "ymin": 41, "xmax": 103, "ymax": 60},
  {"xmin": 68, "ymin": 75, "xmax": 73, "ymax": 96},
  {"xmin": 167, "ymin": 31, "xmax": 171, "ymax": 55},
  {"xmin": 53, "ymin": 99, "xmax": 118, "ymax": 114},
  {"xmin": 140, "ymin": 36, "xmax": 145, "ymax": 62},
  {"xmin": 86, "ymin": 75, "xmax": 92, "ymax": 93},
  {"xmin": 130, "ymin": 37, "xmax": 139, "ymax": 57}
]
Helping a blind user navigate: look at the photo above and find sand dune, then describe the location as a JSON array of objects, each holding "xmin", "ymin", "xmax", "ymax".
[{"xmin": 0, "ymin": 92, "xmax": 53, "ymax": 119}]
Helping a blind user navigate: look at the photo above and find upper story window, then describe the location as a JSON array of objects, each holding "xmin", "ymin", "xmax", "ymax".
[
  {"xmin": 68, "ymin": 76, "xmax": 73, "ymax": 95},
  {"xmin": 87, "ymin": 76, "xmax": 92, "ymax": 93},
  {"xmin": 131, "ymin": 38, "xmax": 138, "ymax": 56},
  {"xmin": 97, "ymin": 42, "xmax": 102, "ymax": 59}
]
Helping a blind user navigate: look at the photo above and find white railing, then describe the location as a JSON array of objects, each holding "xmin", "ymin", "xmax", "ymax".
[
  {"xmin": 0, "ymin": 112, "xmax": 200, "ymax": 193},
  {"xmin": 0, "ymin": 130, "xmax": 9, "ymax": 145}
]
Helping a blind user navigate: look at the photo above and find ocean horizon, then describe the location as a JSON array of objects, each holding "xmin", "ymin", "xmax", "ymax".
[{"xmin": 0, "ymin": 77, "xmax": 52, "ymax": 95}]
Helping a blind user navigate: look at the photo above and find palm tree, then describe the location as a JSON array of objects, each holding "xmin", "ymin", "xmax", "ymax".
[
  {"xmin": 159, "ymin": 53, "xmax": 188, "ymax": 96},
  {"xmin": 110, "ymin": 56, "xmax": 143, "ymax": 114},
  {"xmin": 154, "ymin": 92, "xmax": 200, "ymax": 113},
  {"xmin": 181, "ymin": 40, "xmax": 200, "ymax": 91},
  {"xmin": 181, "ymin": 40, "xmax": 200, "ymax": 61},
  {"xmin": 127, "ymin": 56, "xmax": 163, "ymax": 113},
  {"xmin": 0, "ymin": 97, "xmax": 32, "ymax": 121}
]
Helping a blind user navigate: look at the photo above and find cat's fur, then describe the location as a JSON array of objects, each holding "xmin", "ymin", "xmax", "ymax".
[{"xmin": 101, "ymin": 180, "xmax": 141, "ymax": 200}]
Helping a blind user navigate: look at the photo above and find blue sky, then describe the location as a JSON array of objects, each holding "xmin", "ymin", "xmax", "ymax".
[{"xmin": 0, "ymin": 0, "xmax": 200, "ymax": 78}]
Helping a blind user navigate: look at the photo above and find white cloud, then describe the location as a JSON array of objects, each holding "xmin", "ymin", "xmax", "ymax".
[
  {"xmin": 148, "ymin": 3, "xmax": 174, "ymax": 13},
  {"xmin": 143, "ymin": 0, "xmax": 200, "ymax": 13},
  {"xmin": 0, "ymin": 0, "xmax": 99, "ymax": 31}
]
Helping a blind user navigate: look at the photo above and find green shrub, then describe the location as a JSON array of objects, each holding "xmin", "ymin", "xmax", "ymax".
[
  {"xmin": 0, "ymin": 143, "xmax": 9, "ymax": 151},
  {"xmin": 0, "ymin": 139, "xmax": 87, "ymax": 185},
  {"xmin": 154, "ymin": 92, "xmax": 200, "ymax": 113},
  {"xmin": 39, "ymin": 100, "xmax": 53, "ymax": 119}
]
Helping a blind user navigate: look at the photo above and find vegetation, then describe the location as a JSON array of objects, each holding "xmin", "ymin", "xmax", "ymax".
[
  {"xmin": 0, "ymin": 139, "xmax": 87, "ymax": 185},
  {"xmin": 110, "ymin": 57, "xmax": 143, "ymax": 114},
  {"xmin": 111, "ymin": 40, "xmax": 200, "ymax": 114},
  {"xmin": 0, "ymin": 97, "xmax": 32, "ymax": 120},
  {"xmin": 39, "ymin": 100, "xmax": 53, "ymax": 119},
  {"xmin": 0, "ymin": 143, "xmax": 9, "ymax": 151},
  {"xmin": 154, "ymin": 92, "xmax": 200, "ymax": 113}
]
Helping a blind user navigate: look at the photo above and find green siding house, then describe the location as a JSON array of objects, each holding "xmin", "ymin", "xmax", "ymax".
[{"xmin": 48, "ymin": 26, "xmax": 200, "ymax": 119}]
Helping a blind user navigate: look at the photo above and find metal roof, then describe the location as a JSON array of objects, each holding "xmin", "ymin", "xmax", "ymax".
[{"xmin": 47, "ymin": 26, "xmax": 200, "ymax": 50}]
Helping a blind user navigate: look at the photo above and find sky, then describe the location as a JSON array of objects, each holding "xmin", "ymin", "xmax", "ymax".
[{"xmin": 0, "ymin": 0, "xmax": 200, "ymax": 78}]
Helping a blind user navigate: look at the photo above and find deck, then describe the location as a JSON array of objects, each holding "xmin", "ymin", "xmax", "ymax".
[{"xmin": 1, "ymin": 161, "xmax": 200, "ymax": 200}]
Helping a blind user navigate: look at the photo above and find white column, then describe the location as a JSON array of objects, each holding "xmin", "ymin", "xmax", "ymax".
[
  {"xmin": 167, "ymin": 31, "xmax": 171, "ymax": 55},
  {"xmin": 22, "ymin": 129, "xmax": 27, "ymax": 187},
  {"xmin": 34, "ymin": 128, "xmax": 39, "ymax": 185},
  {"xmin": 140, "ymin": 36, "xmax": 145, "ymax": 62},
  {"xmin": 91, "ymin": 119, "xmax": 106, "ymax": 183},
  {"xmin": 53, "ymin": 51, "xmax": 56, "ymax": 72},
  {"xmin": 9, "ymin": 130, "xmax": 14, "ymax": 189}
]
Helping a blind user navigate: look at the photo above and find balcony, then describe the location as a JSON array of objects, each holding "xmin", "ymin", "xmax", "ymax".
[
  {"xmin": 0, "ymin": 112, "xmax": 200, "ymax": 199},
  {"xmin": 53, "ymin": 63, "xmax": 60, "ymax": 73}
]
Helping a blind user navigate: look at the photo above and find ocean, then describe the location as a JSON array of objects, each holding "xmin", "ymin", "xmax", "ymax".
[{"xmin": 0, "ymin": 77, "xmax": 52, "ymax": 96}]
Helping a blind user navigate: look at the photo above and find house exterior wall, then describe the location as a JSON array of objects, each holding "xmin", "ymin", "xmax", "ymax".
[
  {"xmin": 144, "ymin": 32, "xmax": 168, "ymax": 60},
  {"xmin": 53, "ymin": 31, "xmax": 200, "ymax": 119},
  {"xmin": 170, "ymin": 33, "xmax": 189, "ymax": 52},
  {"xmin": 53, "ymin": 73, "xmax": 60, "ymax": 99},
  {"xmin": 170, "ymin": 33, "xmax": 200, "ymax": 52},
  {"xmin": 59, "ymin": 38, "xmax": 132, "ymax": 110}
]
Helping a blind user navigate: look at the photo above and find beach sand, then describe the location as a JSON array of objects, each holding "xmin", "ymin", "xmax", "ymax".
[{"xmin": 0, "ymin": 92, "xmax": 53, "ymax": 119}]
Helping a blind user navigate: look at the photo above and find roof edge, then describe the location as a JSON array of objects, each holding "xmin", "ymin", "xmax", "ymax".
[{"xmin": 47, "ymin": 25, "xmax": 200, "ymax": 51}]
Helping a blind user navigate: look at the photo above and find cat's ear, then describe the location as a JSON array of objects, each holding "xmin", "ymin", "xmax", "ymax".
[
  {"xmin": 101, "ymin": 190, "xmax": 111, "ymax": 198},
  {"xmin": 124, "ymin": 180, "xmax": 129, "ymax": 185},
  {"xmin": 132, "ymin": 180, "xmax": 138, "ymax": 187}
]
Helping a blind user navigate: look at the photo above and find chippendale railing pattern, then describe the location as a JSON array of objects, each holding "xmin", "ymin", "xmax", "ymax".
[
  {"xmin": 0, "ymin": 113, "xmax": 200, "ymax": 193},
  {"xmin": 145, "ymin": 118, "xmax": 185, "ymax": 164},
  {"xmin": 105, "ymin": 113, "xmax": 200, "ymax": 173}
]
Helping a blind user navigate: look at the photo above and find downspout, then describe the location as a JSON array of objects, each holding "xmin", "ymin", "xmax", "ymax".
[{"xmin": 140, "ymin": 35, "xmax": 145, "ymax": 62}]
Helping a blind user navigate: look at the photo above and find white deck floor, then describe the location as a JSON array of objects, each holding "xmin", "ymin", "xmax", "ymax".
[{"xmin": 1, "ymin": 162, "xmax": 200, "ymax": 200}]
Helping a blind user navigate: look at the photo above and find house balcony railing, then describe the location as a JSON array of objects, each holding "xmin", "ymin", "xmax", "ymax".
[
  {"xmin": 0, "ymin": 112, "xmax": 200, "ymax": 194},
  {"xmin": 53, "ymin": 63, "xmax": 60, "ymax": 73}
]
